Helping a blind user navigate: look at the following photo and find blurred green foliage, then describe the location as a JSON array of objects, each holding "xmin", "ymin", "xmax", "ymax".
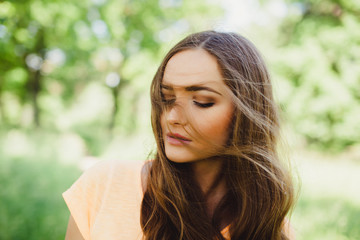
[
  {"xmin": 292, "ymin": 151, "xmax": 360, "ymax": 240},
  {"xmin": 0, "ymin": 129, "xmax": 81, "ymax": 240},
  {"xmin": 0, "ymin": 0, "xmax": 221, "ymax": 139},
  {"xmin": 0, "ymin": 159, "xmax": 80, "ymax": 240},
  {"xmin": 273, "ymin": 0, "xmax": 360, "ymax": 151},
  {"xmin": 294, "ymin": 196, "xmax": 360, "ymax": 240}
]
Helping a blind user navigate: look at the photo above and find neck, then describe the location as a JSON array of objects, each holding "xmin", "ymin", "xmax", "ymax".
[{"xmin": 190, "ymin": 158, "xmax": 227, "ymax": 217}]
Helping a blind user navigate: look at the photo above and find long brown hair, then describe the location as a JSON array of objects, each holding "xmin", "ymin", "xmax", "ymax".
[{"xmin": 141, "ymin": 31, "xmax": 295, "ymax": 240}]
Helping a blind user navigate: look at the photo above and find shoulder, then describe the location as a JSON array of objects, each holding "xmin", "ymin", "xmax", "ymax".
[
  {"xmin": 84, "ymin": 159, "xmax": 144, "ymax": 176},
  {"xmin": 63, "ymin": 159, "xmax": 145, "ymax": 206},
  {"xmin": 77, "ymin": 159, "xmax": 144, "ymax": 186},
  {"xmin": 63, "ymin": 160, "xmax": 146, "ymax": 240}
]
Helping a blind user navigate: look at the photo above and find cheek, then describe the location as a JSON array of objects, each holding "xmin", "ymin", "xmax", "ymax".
[
  {"xmin": 199, "ymin": 107, "xmax": 234, "ymax": 143},
  {"xmin": 160, "ymin": 113, "xmax": 166, "ymax": 132}
]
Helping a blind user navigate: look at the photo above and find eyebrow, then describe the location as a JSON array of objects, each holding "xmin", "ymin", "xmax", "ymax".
[{"xmin": 160, "ymin": 83, "xmax": 222, "ymax": 96}]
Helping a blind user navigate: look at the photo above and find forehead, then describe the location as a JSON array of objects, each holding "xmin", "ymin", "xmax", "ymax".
[{"xmin": 163, "ymin": 49, "xmax": 224, "ymax": 88}]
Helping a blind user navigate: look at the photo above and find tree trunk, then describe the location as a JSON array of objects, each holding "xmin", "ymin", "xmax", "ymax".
[
  {"xmin": 0, "ymin": 77, "xmax": 6, "ymax": 124},
  {"xmin": 27, "ymin": 28, "xmax": 45, "ymax": 127},
  {"xmin": 29, "ymin": 69, "xmax": 41, "ymax": 127},
  {"xmin": 109, "ymin": 85, "xmax": 119, "ymax": 131}
]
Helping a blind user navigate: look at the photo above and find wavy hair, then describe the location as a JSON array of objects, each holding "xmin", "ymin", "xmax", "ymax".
[{"xmin": 141, "ymin": 31, "xmax": 295, "ymax": 240}]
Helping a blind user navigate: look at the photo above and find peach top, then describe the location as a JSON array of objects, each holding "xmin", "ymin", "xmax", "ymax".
[{"xmin": 63, "ymin": 160, "xmax": 230, "ymax": 240}]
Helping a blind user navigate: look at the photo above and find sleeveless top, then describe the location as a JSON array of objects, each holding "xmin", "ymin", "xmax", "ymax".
[{"xmin": 63, "ymin": 160, "xmax": 230, "ymax": 240}]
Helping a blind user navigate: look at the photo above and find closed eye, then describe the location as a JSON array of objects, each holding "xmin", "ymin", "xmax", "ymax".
[
  {"xmin": 193, "ymin": 101, "xmax": 214, "ymax": 108},
  {"xmin": 162, "ymin": 98, "xmax": 176, "ymax": 106}
]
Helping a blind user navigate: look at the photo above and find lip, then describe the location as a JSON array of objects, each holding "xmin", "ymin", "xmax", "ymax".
[{"xmin": 166, "ymin": 133, "xmax": 191, "ymax": 145}]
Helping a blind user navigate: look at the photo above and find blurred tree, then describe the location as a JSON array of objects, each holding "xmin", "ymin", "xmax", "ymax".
[
  {"xmin": 274, "ymin": 0, "xmax": 360, "ymax": 151},
  {"xmin": 0, "ymin": 0, "xmax": 221, "ymax": 132},
  {"xmin": 0, "ymin": 0, "xmax": 91, "ymax": 127}
]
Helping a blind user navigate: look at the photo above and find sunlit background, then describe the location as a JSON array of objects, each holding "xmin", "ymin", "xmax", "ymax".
[{"xmin": 0, "ymin": 0, "xmax": 359, "ymax": 239}]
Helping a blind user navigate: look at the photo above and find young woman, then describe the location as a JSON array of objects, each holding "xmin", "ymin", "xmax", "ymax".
[{"xmin": 64, "ymin": 31, "xmax": 295, "ymax": 240}]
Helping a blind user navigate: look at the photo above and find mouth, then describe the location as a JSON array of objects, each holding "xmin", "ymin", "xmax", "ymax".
[{"xmin": 166, "ymin": 133, "xmax": 191, "ymax": 145}]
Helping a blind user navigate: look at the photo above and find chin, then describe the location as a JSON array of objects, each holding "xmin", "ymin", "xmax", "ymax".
[
  {"xmin": 166, "ymin": 155, "xmax": 196, "ymax": 163},
  {"xmin": 165, "ymin": 151, "xmax": 200, "ymax": 163}
]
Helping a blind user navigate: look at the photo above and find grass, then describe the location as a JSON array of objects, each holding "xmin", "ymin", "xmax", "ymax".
[
  {"xmin": 291, "ymin": 150, "xmax": 360, "ymax": 240},
  {"xmin": 0, "ymin": 157, "xmax": 81, "ymax": 240},
  {"xmin": 0, "ymin": 129, "xmax": 81, "ymax": 240},
  {"xmin": 1, "ymin": 129, "xmax": 359, "ymax": 239}
]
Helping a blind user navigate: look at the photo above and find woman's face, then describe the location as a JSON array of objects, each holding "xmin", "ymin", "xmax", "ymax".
[{"xmin": 160, "ymin": 49, "xmax": 234, "ymax": 163}]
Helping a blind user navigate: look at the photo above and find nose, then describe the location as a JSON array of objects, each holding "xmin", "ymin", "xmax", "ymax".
[{"xmin": 166, "ymin": 105, "xmax": 187, "ymax": 126}]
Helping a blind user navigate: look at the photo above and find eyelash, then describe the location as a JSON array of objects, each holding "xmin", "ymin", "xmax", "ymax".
[
  {"xmin": 193, "ymin": 101, "xmax": 214, "ymax": 108},
  {"xmin": 162, "ymin": 98, "xmax": 214, "ymax": 108},
  {"xmin": 162, "ymin": 98, "xmax": 175, "ymax": 106}
]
